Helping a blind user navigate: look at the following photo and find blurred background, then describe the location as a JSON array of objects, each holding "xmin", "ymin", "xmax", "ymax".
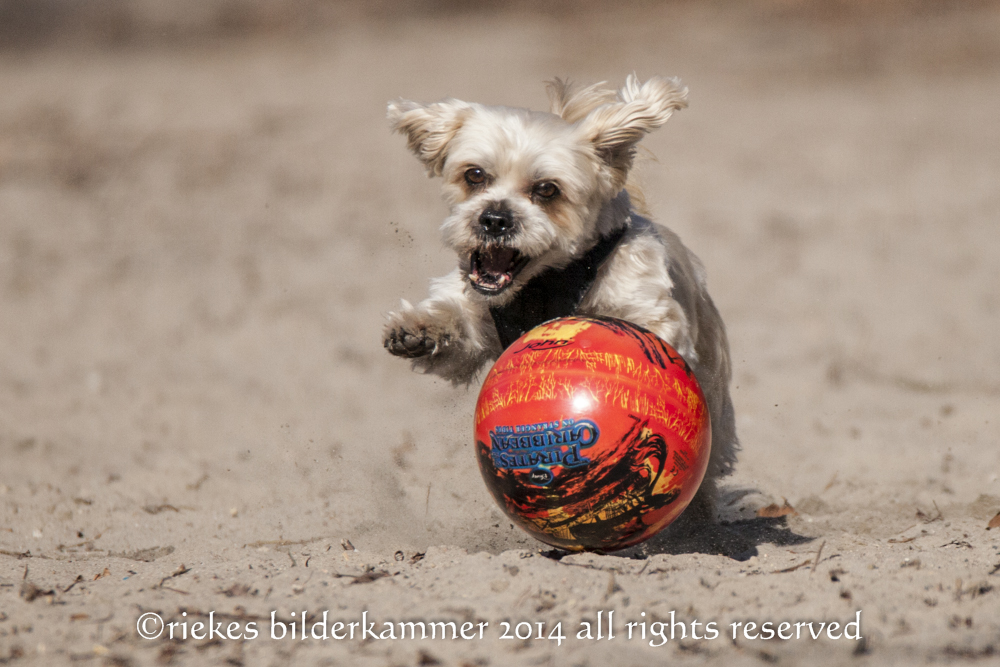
[{"xmin": 2, "ymin": 0, "xmax": 999, "ymax": 557}]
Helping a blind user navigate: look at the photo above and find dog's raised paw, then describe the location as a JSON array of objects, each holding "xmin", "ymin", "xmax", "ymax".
[{"xmin": 383, "ymin": 326, "xmax": 442, "ymax": 358}]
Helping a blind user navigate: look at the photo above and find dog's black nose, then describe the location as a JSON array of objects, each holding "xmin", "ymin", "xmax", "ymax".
[{"xmin": 479, "ymin": 208, "xmax": 515, "ymax": 237}]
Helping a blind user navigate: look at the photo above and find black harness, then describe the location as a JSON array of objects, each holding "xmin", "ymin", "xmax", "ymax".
[{"xmin": 488, "ymin": 225, "xmax": 629, "ymax": 350}]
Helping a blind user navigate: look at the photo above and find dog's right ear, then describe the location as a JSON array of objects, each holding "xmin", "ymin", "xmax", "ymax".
[
  {"xmin": 546, "ymin": 78, "xmax": 618, "ymax": 124},
  {"xmin": 387, "ymin": 99, "xmax": 471, "ymax": 177},
  {"xmin": 577, "ymin": 75, "xmax": 688, "ymax": 191}
]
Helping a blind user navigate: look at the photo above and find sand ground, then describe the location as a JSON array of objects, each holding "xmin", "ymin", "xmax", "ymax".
[{"xmin": 2, "ymin": 2, "xmax": 1000, "ymax": 665}]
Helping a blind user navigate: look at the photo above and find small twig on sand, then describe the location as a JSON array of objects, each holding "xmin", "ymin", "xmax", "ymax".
[
  {"xmin": 333, "ymin": 570, "xmax": 390, "ymax": 584},
  {"xmin": 774, "ymin": 560, "xmax": 812, "ymax": 574},
  {"xmin": 156, "ymin": 564, "xmax": 192, "ymax": 592},
  {"xmin": 63, "ymin": 575, "xmax": 84, "ymax": 593},
  {"xmin": 812, "ymin": 541, "xmax": 826, "ymax": 573}
]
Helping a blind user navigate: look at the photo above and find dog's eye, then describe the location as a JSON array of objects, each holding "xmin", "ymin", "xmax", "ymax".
[
  {"xmin": 464, "ymin": 168, "xmax": 486, "ymax": 186},
  {"xmin": 533, "ymin": 182, "xmax": 560, "ymax": 200}
]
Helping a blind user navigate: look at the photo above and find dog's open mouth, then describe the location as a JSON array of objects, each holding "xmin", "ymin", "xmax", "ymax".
[{"xmin": 468, "ymin": 247, "xmax": 529, "ymax": 295}]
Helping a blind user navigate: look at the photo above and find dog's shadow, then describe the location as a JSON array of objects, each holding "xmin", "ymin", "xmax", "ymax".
[{"xmin": 618, "ymin": 487, "xmax": 814, "ymax": 562}]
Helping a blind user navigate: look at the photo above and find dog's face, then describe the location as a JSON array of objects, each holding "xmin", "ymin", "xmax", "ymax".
[{"xmin": 388, "ymin": 76, "xmax": 687, "ymax": 300}]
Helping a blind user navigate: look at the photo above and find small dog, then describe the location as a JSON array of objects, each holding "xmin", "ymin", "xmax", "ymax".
[{"xmin": 383, "ymin": 75, "xmax": 738, "ymax": 524}]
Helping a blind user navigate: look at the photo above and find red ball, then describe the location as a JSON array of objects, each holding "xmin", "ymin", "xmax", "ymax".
[{"xmin": 474, "ymin": 316, "xmax": 711, "ymax": 552}]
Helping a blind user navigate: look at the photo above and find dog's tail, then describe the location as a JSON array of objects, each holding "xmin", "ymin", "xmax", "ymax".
[{"xmin": 624, "ymin": 174, "xmax": 651, "ymax": 217}]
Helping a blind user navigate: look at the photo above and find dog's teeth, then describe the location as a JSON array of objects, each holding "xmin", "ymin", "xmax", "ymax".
[{"xmin": 468, "ymin": 247, "xmax": 523, "ymax": 295}]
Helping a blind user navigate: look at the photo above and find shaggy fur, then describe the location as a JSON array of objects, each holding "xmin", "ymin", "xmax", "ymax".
[{"xmin": 383, "ymin": 76, "xmax": 739, "ymax": 524}]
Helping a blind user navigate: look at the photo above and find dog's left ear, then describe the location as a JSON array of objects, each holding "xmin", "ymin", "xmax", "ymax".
[
  {"xmin": 577, "ymin": 75, "xmax": 688, "ymax": 190},
  {"xmin": 387, "ymin": 98, "xmax": 471, "ymax": 177}
]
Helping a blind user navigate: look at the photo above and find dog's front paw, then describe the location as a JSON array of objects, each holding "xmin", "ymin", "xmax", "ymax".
[
  {"xmin": 383, "ymin": 309, "xmax": 452, "ymax": 359},
  {"xmin": 384, "ymin": 326, "xmax": 439, "ymax": 358}
]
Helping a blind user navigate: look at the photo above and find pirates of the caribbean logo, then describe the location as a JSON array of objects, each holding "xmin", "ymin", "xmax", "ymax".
[{"xmin": 488, "ymin": 419, "xmax": 600, "ymax": 486}]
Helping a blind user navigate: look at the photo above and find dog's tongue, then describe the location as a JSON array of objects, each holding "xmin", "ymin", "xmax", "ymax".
[
  {"xmin": 470, "ymin": 246, "xmax": 525, "ymax": 294},
  {"xmin": 480, "ymin": 247, "xmax": 517, "ymax": 274}
]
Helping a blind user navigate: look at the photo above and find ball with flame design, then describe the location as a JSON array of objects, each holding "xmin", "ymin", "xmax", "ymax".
[{"xmin": 474, "ymin": 316, "xmax": 711, "ymax": 552}]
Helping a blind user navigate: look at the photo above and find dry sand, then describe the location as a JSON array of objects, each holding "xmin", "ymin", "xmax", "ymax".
[{"xmin": 2, "ymin": 2, "xmax": 1000, "ymax": 665}]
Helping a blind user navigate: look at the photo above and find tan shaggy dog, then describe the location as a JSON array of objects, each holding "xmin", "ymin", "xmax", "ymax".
[{"xmin": 383, "ymin": 75, "xmax": 739, "ymax": 527}]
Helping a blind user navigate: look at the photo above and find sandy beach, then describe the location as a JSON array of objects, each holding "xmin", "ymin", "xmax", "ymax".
[{"xmin": 2, "ymin": 2, "xmax": 1000, "ymax": 664}]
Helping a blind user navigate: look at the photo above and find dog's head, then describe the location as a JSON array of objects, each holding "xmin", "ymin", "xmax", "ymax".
[{"xmin": 388, "ymin": 75, "xmax": 687, "ymax": 300}]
